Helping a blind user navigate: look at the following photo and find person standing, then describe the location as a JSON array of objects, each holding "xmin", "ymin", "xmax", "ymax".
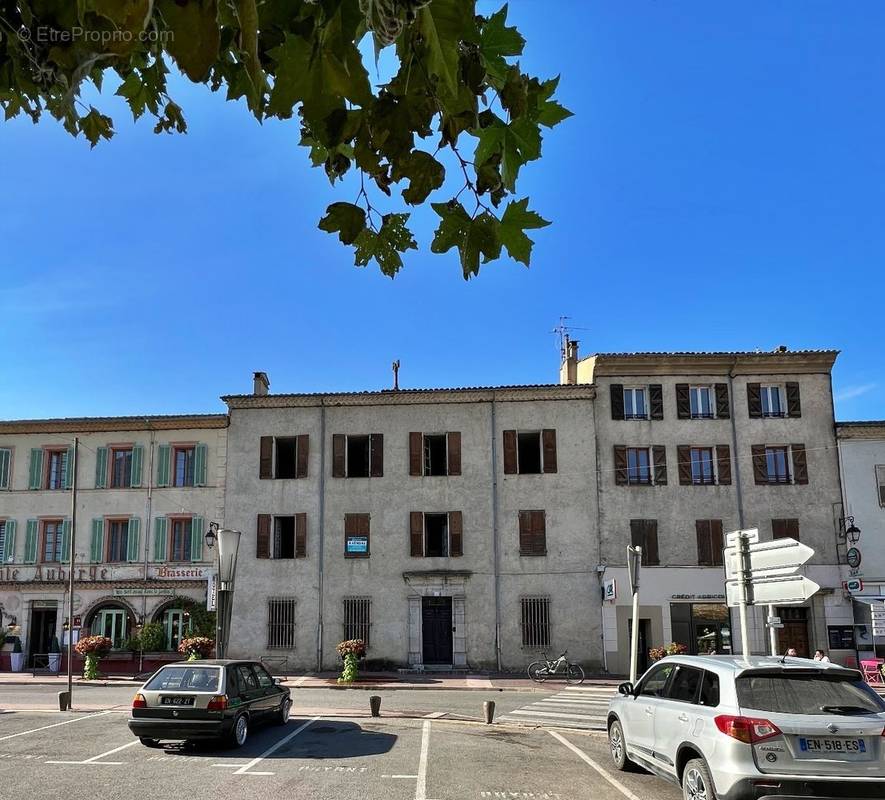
[{"xmin": 813, "ymin": 649, "xmax": 830, "ymax": 663}]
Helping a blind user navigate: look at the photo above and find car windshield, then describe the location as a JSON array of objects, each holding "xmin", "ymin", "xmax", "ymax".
[
  {"xmin": 145, "ymin": 666, "xmax": 220, "ymax": 693},
  {"xmin": 736, "ymin": 672, "xmax": 885, "ymax": 716}
]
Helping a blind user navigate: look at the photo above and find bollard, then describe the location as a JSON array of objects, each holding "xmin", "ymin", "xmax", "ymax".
[
  {"xmin": 483, "ymin": 700, "xmax": 495, "ymax": 724},
  {"xmin": 58, "ymin": 691, "xmax": 70, "ymax": 711},
  {"xmin": 369, "ymin": 695, "xmax": 382, "ymax": 717}
]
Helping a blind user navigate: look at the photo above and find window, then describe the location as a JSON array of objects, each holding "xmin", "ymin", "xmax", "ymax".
[
  {"xmin": 146, "ymin": 666, "xmax": 220, "ymax": 692},
  {"xmin": 520, "ymin": 596, "xmax": 551, "ymax": 649},
  {"xmin": 237, "ymin": 664, "xmax": 259, "ymax": 691},
  {"xmin": 760, "ymin": 385, "xmax": 785, "ymax": 417},
  {"xmin": 736, "ymin": 674, "xmax": 885, "ymax": 716},
  {"xmin": 260, "ymin": 435, "xmax": 309, "ymax": 479},
  {"xmin": 254, "ymin": 664, "xmax": 274, "ymax": 688},
  {"xmin": 696, "ymin": 520, "xmax": 724, "ymax": 566},
  {"xmin": 753, "ymin": 444, "xmax": 807, "ymax": 485},
  {"xmin": 410, "ymin": 512, "xmax": 463, "ymax": 558},
  {"xmin": 828, "ymin": 625, "xmax": 855, "ymax": 651},
  {"xmin": 267, "ymin": 597, "xmax": 297, "ymax": 649},
  {"xmin": 332, "ymin": 434, "xmax": 383, "ymax": 478},
  {"xmin": 169, "ymin": 518, "xmax": 192, "ymax": 561},
  {"xmin": 772, "ymin": 518, "xmax": 799, "ymax": 541},
  {"xmin": 106, "ymin": 519, "xmax": 130, "ymax": 563},
  {"xmin": 698, "ymin": 672, "xmax": 720, "ymax": 707},
  {"xmin": 162, "ymin": 607, "xmax": 191, "ymax": 650},
  {"xmin": 503, "ymin": 430, "xmax": 557, "ymax": 475},
  {"xmin": 667, "ymin": 666, "xmax": 702, "ymax": 703},
  {"xmin": 765, "ymin": 446, "xmax": 790, "ymax": 483},
  {"xmin": 623, "ymin": 387, "xmax": 647, "ymax": 419},
  {"xmin": 424, "ymin": 513, "xmax": 449, "ymax": 557},
  {"xmin": 344, "ymin": 513, "xmax": 370, "ymax": 557},
  {"xmin": 274, "ymin": 516, "xmax": 296, "ymax": 559},
  {"xmin": 92, "ymin": 607, "xmax": 128, "ymax": 649},
  {"xmin": 45, "ymin": 449, "xmax": 68, "ymax": 490},
  {"xmin": 0, "ymin": 448, "xmax": 11, "ymax": 489},
  {"xmin": 173, "ymin": 446, "xmax": 196, "ymax": 487},
  {"xmin": 424, "ymin": 434, "xmax": 448, "ymax": 476},
  {"xmin": 630, "ymin": 519, "xmax": 660, "ymax": 565},
  {"xmin": 343, "ymin": 596, "xmax": 372, "ymax": 645},
  {"xmin": 627, "ymin": 447, "xmax": 651, "ymax": 484},
  {"xmin": 110, "ymin": 447, "xmax": 133, "ymax": 488},
  {"xmin": 42, "ymin": 520, "xmax": 64, "ymax": 563},
  {"xmin": 517, "ymin": 432, "xmax": 542, "ymax": 474},
  {"xmin": 410, "ymin": 432, "xmax": 461, "ymax": 477},
  {"xmin": 518, "ymin": 510, "xmax": 547, "ymax": 556},
  {"xmin": 639, "ymin": 663, "xmax": 675, "ymax": 697},
  {"xmin": 876, "ymin": 465, "xmax": 885, "ymax": 507},
  {"xmin": 690, "ymin": 447, "xmax": 715, "ymax": 485},
  {"xmin": 690, "ymin": 386, "xmax": 714, "ymax": 419}
]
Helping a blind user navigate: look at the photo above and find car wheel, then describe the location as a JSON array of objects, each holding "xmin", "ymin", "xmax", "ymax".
[
  {"xmin": 227, "ymin": 715, "xmax": 249, "ymax": 749},
  {"xmin": 608, "ymin": 720, "xmax": 637, "ymax": 772},
  {"xmin": 275, "ymin": 698, "xmax": 291, "ymax": 725},
  {"xmin": 682, "ymin": 757, "xmax": 716, "ymax": 800},
  {"xmin": 139, "ymin": 737, "xmax": 161, "ymax": 748}
]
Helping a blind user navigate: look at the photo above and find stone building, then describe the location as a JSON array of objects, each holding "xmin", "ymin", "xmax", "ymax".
[
  {"xmin": 222, "ymin": 373, "xmax": 601, "ymax": 671},
  {"xmin": 0, "ymin": 414, "xmax": 227, "ymax": 672}
]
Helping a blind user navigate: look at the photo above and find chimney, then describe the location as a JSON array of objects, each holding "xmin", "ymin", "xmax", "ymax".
[
  {"xmin": 253, "ymin": 371, "xmax": 270, "ymax": 396},
  {"xmin": 775, "ymin": 345, "xmax": 788, "ymax": 353},
  {"xmin": 560, "ymin": 338, "xmax": 579, "ymax": 385}
]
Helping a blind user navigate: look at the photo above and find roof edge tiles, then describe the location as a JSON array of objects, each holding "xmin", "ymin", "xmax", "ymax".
[{"xmin": 0, "ymin": 413, "xmax": 229, "ymax": 434}]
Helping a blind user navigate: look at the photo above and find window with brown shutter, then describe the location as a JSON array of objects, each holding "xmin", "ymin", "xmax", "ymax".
[
  {"xmin": 689, "ymin": 447, "xmax": 715, "ymax": 485},
  {"xmin": 876, "ymin": 465, "xmax": 885, "ymax": 507},
  {"xmin": 786, "ymin": 382, "xmax": 802, "ymax": 418},
  {"xmin": 344, "ymin": 513, "xmax": 370, "ymax": 558},
  {"xmin": 751, "ymin": 445, "xmax": 768, "ymax": 484},
  {"xmin": 542, "ymin": 429, "xmax": 557, "ymax": 473},
  {"xmin": 653, "ymin": 445, "xmax": 667, "ymax": 485},
  {"xmin": 696, "ymin": 519, "xmax": 724, "ymax": 566},
  {"xmin": 677, "ymin": 445, "xmax": 693, "ymax": 485},
  {"xmin": 409, "ymin": 432, "xmax": 423, "ymax": 476},
  {"xmin": 675, "ymin": 384, "xmax": 691, "ymax": 419},
  {"xmin": 716, "ymin": 445, "xmax": 732, "ymax": 485},
  {"xmin": 791, "ymin": 443, "xmax": 808, "ymax": 484},
  {"xmin": 715, "ymin": 384, "xmax": 730, "ymax": 418},
  {"xmin": 747, "ymin": 383, "xmax": 762, "ymax": 418},
  {"xmin": 369, "ymin": 434, "xmax": 384, "ymax": 477},
  {"xmin": 256, "ymin": 514, "xmax": 271, "ymax": 559},
  {"xmin": 625, "ymin": 447, "xmax": 652, "ymax": 485},
  {"xmin": 449, "ymin": 511, "xmax": 463, "ymax": 557},
  {"xmin": 614, "ymin": 446, "xmax": 628, "ymax": 485},
  {"xmin": 273, "ymin": 516, "xmax": 297, "ymax": 558},
  {"xmin": 630, "ymin": 519, "xmax": 659, "ymax": 565},
  {"xmin": 447, "ymin": 432, "xmax": 461, "ymax": 476},
  {"xmin": 518, "ymin": 510, "xmax": 546, "ymax": 556},
  {"xmin": 610, "ymin": 384, "xmax": 625, "ymax": 420},
  {"xmin": 649, "ymin": 385, "xmax": 664, "ymax": 420},
  {"xmin": 772, "ymin": 518, "xmax": 799, "ymax": 541},
  {"xmin": 296, "ymin": 435, "xmax": 309, "ymax": 478},
  {"xmin": 410, "ymin": 511, "xmax": 424, "ymax": 557},
  {"xmin": 274, "ymin": 436, "xmax": 309, "ymax": 479},
  {"xmin": 295, "ymin": 513, "xmax": 307, "ymax": 558},
  {"xmin": 259, "ymin": 437, "xmax": 273, "ymax": 479},
  {"xmin": 424, "ymin": 513, "xmax": 449, "ymax": 556},
  {"xmin": 332, "ymin": 434, "xmax": 346, "ymax": 477},
  {"xmin": 503, "ymin": 430, "xmax": 518, "ymax": 474}
]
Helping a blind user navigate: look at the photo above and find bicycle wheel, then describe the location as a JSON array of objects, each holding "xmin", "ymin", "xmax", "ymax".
[
  {"xmin": 527, "ymin": 661, "xmax": 549, "ymax": 683},
  {"xmin": 566, "ymin": 663, "xmax": 585, "ymax": 684}
]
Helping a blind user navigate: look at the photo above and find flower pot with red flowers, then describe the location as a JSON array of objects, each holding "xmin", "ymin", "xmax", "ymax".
[
  {"xmin": 178, "ymin": 636, "xmax": 214, "ymax": 661},
  {"xmin": 648, "ymin": 642, "xmax": 688, "ymax": 663},
  {"xmin": 75, "ymin": 635, "xmax": 112, "ymax": 680},
  {"xmin": 336, "ymin": 639, "xmax": 367, "ymax": 683}
]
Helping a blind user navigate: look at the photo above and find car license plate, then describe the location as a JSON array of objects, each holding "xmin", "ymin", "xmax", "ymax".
[
  {"xmin": 798, "ymin": 737, "xmax": 867, "ymax": 757},
  {"xmin": 160, "ymin": 696, "xmax": 194, "ymax": 706}
]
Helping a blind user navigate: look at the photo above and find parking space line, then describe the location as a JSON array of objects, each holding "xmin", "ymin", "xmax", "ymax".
[
  {"xmin": 548, "ymin": 731, "xmax": 642, "ymax": 800},
  {"xmin": 383, "ymin": 774, "xmax": 419, "ymax": 779},
  {"xmin": 232, "ymin": 716, "xmax": 319, "ymax": 775},
  {"xmin": 0, "ymin": 711, "xmax": 112, "ymax": 742},
  {"xmin": 423, "ymin": 712, "xmax": 446, "ymax": 719},
  {"xmin": 416, "ymin": 719, "xmax": 430, "ymax": 800},
  {"xmin": 46, "ymin": 739, "xmax": 140, "ymax": 766}
]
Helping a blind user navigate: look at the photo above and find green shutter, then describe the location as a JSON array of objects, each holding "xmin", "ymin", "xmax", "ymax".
[
  {"xmin": 1, "ymin": 520, "xmax": 15, "ymax": 563},
  {"xmin": 90, "ymin": 519, "xmax": 105, "ymax": 563},
  {"xmin": 131, "ymin": 445, "xmax": 144, "ymax": 488},
  {"xmin": 153, "ymin": 517, "xmax": 167, "ymax": 561},
  {"xmin": 64, "ymin": 447, "xmax": 75, "ymax": 489},
  {"xmin": 61, "ymin": 520, "xmax": 71, "ymax": 561},
  {"xmin": 28, "ymin": 449, "xmax": 43, "ymax": 490},
  {"xmin": 0, "ymin": 448, "xmax": 10, "ymax": 489},
  {"xmin": 127, "ymin": 517, "xmax": 141, "ymax": 562},
  {"xmin": 194, "ymin": 443, "xmax": 208, "ymax": 487},
  {"xmin": 24, "ymin": 519, "xmax": 38, "ymax": 563},
  {"xmin": 190, "ymin": 516, "xmax": 204, "ymax": 562},
  {"xmin": 156, "ymin": 444, "xmax": 171, "ymax": 487},
  {"xmin": 94, "ymin": 447, "xmax": 108, "ymax": 489}
]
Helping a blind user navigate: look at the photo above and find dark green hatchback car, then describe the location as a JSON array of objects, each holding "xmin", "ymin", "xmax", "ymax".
[{"xmin": 128, "ymin": 659, "xmax": 291, "ymax": 748}]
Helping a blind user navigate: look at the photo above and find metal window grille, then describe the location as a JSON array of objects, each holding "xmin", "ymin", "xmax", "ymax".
[
  {"xmin": 343, "ymin": 596, "xmax": 371, "ymax": 646},
  {"xmin": 267, "ymin": 597, "xmax": 297, "ymax": 649},
  {"xmin": 520, "ymin": 596, "xmax": 551, "ymax": 649}
]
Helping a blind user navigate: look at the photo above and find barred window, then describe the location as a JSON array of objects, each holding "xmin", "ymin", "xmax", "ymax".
[
  {"xmin": 520, "ymin": 596, "xmax": 551, "ymax": 649},
  {"xmin": 343, "ymin": 596, "xmax": 371, "ymax": 646},
  {"xmin": 267, "ymin": 597, "xmax": 296, "ymax": 649}
]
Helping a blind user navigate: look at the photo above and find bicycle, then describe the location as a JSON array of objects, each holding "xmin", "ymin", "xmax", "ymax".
[{"xmin": 526, "ymin": 650, "xmax": 585, "ymax": 684}]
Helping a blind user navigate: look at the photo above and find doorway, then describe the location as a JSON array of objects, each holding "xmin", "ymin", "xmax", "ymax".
[
  {"xmin": 28, "ymin": 607, "xmax": 57, "ymax": 667},
  {"xmin": 777, "ymin": 607, "xmax": 810, "ymax": 657},
  {"xmin": 421, "ymin": 596, "xmax": 453, "ymax": 666},
  {"xmin": 627, "ymin": 618, "xmax": 651, "ymax": 675}
]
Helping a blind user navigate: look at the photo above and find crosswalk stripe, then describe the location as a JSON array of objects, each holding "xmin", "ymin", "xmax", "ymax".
[
  {"xmin": 505, "ymin": 710, "xmax": 606, "ymax": 721},
  {"xmin": 534, "ymin": 697, "xmax": 610, "ymax": 704},
  {"xmin": 499, "ymin": 687, "xmax": 615, "ymax": 730}
]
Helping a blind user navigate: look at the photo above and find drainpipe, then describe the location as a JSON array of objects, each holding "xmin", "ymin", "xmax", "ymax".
[
  {"xmin": 316, "ymin": 400, "xmax": 327, "ymax": 672},
  {"xmin": 490, "ymin": 394, "xmax": 503, "ymax": 672},
  {"xmin": 591, "ymin": 396, "xmax": 608, "ymax": 674}
]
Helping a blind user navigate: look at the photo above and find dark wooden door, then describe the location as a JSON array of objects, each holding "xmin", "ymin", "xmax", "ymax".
[
  {"xmin": 422, "ymin": 597, "xmax": 453, "ymax": 665},
  {"xmin": 777, "ymin": 607, "xmax": 810, "ymax": 657},
  {"xmin": 28, "ymin": 609, "xmax": 56, "ymax": 666}
]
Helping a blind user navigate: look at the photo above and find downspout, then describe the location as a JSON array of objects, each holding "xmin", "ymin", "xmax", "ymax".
[
  {"xmin": 141, "ymin": 423, "xmax": 156, "ymax": 676},
  {"xmin": 316, "ymin": 399, "xmax": 327, "ymax": 672},
  {"xmin": 490, "ymin": 393, "xmax": 502, "ymax": 672},
  {"xmin": 592, "ymin": 393, "xmax": 607, "ymax": 674}
]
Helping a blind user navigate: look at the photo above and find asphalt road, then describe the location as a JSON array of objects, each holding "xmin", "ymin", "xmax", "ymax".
[{"xmin": 0, "ymin": 708, "xmax": 684, "ymax": 800}]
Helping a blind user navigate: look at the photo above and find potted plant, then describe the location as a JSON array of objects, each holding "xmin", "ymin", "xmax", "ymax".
[
  {"xmin": 47, "ymin": 635, "xmax": 61, "ymax": 672},
  {"xmin": 74, "ymin": 635, "xmax": 112, "ymax": 680},
  {"xmin": 138, "ymin": 622, "xmax": 165, "ymax": 653},
  {"xmin": 648, "ymin": 642, "xmax": 688, "ymax": 662},
  {"xmin": 177, "ymin": 636, "xmax": 214, "ymax": 661},
  {"xmin": 9, "ymin": 636, "xmax": 24, "ymax": 672},
  {"xmin": 336, "ymin": 639, "xmax": 367, "ymax": 683}
]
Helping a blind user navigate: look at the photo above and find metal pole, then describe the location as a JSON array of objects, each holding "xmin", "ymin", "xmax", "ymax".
[
  {"xmin": 629, "ymin": 586, "xmax": 640, "ymax": 684},
  {"xmin": 65, "ymin": 437, "xmax": 78, "ymax": 710},
  {"xmin": 216, "ymin": 590, "xmax": 226, "ymax": 659},
  {"xmin": 738, "ymin": 532, "xmax": 751, "ymax": 660},
  {"xmin": 767, "ymin": 604, "xmax": 778, "ymax": 656}
]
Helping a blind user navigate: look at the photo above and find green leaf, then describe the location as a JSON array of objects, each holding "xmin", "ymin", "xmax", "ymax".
[
  {"xmin": 431, "ymin": 202, "xmax": 502, "ymax": 279},
  {"xmin": 527, "ymin": 76, "xmax": 574, "ymax": 128},
  {"xmin": 479, "ymin": 4, "xmax": 525, "ymax": 82},
  {"xmin": 319, "ymin": 202, "xmax": 367, "ymax": 246},
  {"xmin": 79, "ymin": 107, "xmax": 114, "ymax": 147},
  {"xmin": 500, "ymin": 65, "xmax": 528, "ymax": 119},
  {"xmin": 115, "ymin": 72, "xmax": 159, "ymax": 120},
  {"xmin": 394, "ymin": 150, "xmax": 446, "ymax": 205},
  {"xmin": 474, "ymin": 116, "xmax": 542, "ymax": 190},
  {"xmin": 499, "ymin": 198, "xmax": 550, "ymax": 266},
  {"xmin": 414, "ymin": 0, "xmax": 478, "ymax": 99},
  {"xmin": 157, "ymin": 0, "xmax": 220, "ymax": 82},
  {"xmin": 353, "ymin": 213, "xmax": 418, "ymax": 277}
]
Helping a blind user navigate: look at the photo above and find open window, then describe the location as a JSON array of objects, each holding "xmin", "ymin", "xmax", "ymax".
[
  {"xmin": 424, "ymin": 513, "xmax": 449, "ymax": 557},
  {"xmin": 424, "ymin": 435, "xmax": 448, "ymax": 476},
  {"xmin": 347, "ymin": 435, "xmax": 370, "ymax": 477}
]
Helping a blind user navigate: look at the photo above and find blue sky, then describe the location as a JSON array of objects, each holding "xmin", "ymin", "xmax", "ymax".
[{"xmin": 1, "ymin": 1, "xmax": 883, "ymax": 420}]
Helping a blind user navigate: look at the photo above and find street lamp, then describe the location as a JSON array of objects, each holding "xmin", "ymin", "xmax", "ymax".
[
  {"xmin": 839, "ymin": 516, "xmax": 862, "ymax": 545},
  {"xmin": 206, "ymin": 523, "xmax": 241, "ymax": 659}
]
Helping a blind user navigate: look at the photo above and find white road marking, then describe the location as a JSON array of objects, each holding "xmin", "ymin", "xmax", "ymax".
[
  {"xmin": 0, "ymin": 711, "xmax": 112, "ymax": 742},
  {"xmin": 549, "ymin": 731, "xmax": 643, "ymax": 800},
  {"xmin": 464, "ymin": 675, "xmax": 494, "ymax": 689},
  {"xmin": 511, "ymin": 710, "xmax": 605, "ymax": 721},
  {"xmin": 232, "ymin": 715, "xmax": 319, "ymax": 775},
  {"xmin": 383, "ymin": 774, "xmax": 419, "ymax": 779},
  {"xmin": 46, "ymin": 739, "xmax": 140, "ymax": 765},
  {"xmin": 423, "ymin": 711, "xmax": 446, "ymax": 719},
  {"xmin": 291, "ymin": 676, "xmax": 310, "ymax": 687},
  {"xmin": 415, "ymin": 719, "xmax": 430, "ymax": 800}
]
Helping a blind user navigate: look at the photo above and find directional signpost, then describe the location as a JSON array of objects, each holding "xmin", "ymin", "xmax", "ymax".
[
  {"xmin": 871, "ymin": 603, "xmax": 885, "ymax": 639},
  {"xmin": 724, "ymin": 528, "xmax": 819, "ymax": 659}
]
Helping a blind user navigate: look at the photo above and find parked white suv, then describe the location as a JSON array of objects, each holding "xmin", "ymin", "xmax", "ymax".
[{"xmin": 607, "ymin": 655, "xmax": 885, "ymax": 800}]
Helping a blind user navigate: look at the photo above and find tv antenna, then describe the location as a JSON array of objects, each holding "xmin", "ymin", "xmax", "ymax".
[{"xmin": 552, "ymin": 316, "xmax": 590, "ymax": 359}]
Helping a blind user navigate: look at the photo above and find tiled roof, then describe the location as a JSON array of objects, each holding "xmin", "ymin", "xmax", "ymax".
[
  {"xmin": 588, "ymin": 349, "xmax": 839, "ymax": 358},
  {"xmin": 0, "ymin": 413, "xmax": 228, "ymax": 433}
]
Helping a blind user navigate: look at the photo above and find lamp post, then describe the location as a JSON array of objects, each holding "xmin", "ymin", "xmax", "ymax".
[{"xmin": 205, "ymin": 523, "xmax": 240, "ymax": 659}]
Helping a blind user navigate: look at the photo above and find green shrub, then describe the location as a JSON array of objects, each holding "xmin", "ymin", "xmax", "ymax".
[{"xmin": 138, "ymin": 622, "xmax": 166, "ymax": 652}]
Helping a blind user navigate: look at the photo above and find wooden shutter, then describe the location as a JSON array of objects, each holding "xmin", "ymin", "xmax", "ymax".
[
  {"xmin": 710, "ymin": 520, "xmax": 724, "ymax": 564},
  {"xmin": 542, "ymin": 429, "xmax": 557, "ymax": 473},
  {"xmin": 675, "ymin": 384, "xmax": 691, "ymax": 419},
  {"xmin": 449, "ymin": 511, "xmax": 463, "ymax": 557},
  {"xmin": 610, "ymin": 384, "xmax": 625, "ymax": 420},
  {"xmin": 614, "ymin": 446, "xmax": 628, "ymax": 485},
  {"xmin": 295, "ymin": 434, "xmax": 310, "ymax": 478},
  {"xmin": 1, "ymin": 520, "xmax": 15, "ymax": 563},
  {"xmin": 24, "ymin": 519, "xmax": 38, "ymax": 563},
  {"xmin": 153, "ymin": 517, "xmax": 167, "ymax": 561},
  {"xmin": 786, "ymin": 382, "xmax": 802, "ymax": 418},
  {"xmin": 61, "ymin": 520, "xmax": 71, "ymax": 560},
  {"xmin": 28, "ymin": 448, "xmax": 43, "ymax": 490},
  {"xmin": 409, "ymin": 432, "xmax": 423, "ymax": 476},
  {"xmin": 677, "ymin": 445, "xmax": 693, "ymax": 485},
  {"xmin": 649, "ymin": 385, "xmax": 664, "ymax": 420},
  {"xmin": 696, "ymin": 520, "xmax": 712, "ymax": 565},
  {"xmin": 787, "ymin": 519, "xmax": 800, "ymax": 540},
  {"xmin": 190, "ymin": 516, "xmax": 204, "ymax": 561},
  {"xmin": 716, "ymin": 445, "xmax": 732, "ymax": 485},
  {"xmin": 194, "ymin": 444, "xmax": 208, "ymax": 487},
  {"xmin": 90, "ymin": 519, "xmax": 105, "ymax": 563},
  {"xmin": 791, "ymin": 443, "xmax": 808, "ymax": 484},
  {"xmin": 369, "ymin": 433, "xmax": 384, "ymax": 477},
  {"xmin": 259, "ymin": 436, "xmax": 273, "ymax": 479},
  {"xmin": 256, "ymin": 514, "xmax": 271, "ymax": 559},
  {"xmin": 772, "ymin": 519, "xmax": 789, "ymax": 540},
  {"xmin": 94, "ymin": 447, "xmax": 108, "ymax": 489},
  {"xmin": 643, "ymin": 520, "xmax": 659, "ymax": 565},
  {"xmin": 447, "ymin": 431, "xmax": 462, "ymax": 476},
  {"xmin": 127, "ymin": 518, "xmax": 140, "ymax": 562},
  {"xmin": 410, "ymin": 511, "xmax": 424, "ymax": 557},
  {"xmin": 747, "ymin": 383, "xmax": 762, "ymax": 418},
  {"xmin": 715, "ymin": 384, "xmax": 730, "ymax": 418},
  {"xmin": 131, "ymin": 445, "xmax": 144, "ymax": 488},
  {"xmin": 332, "ymin": 434, "xmax": 346, "ymax": 477},
  {"xmin": 519, "ymin": 511, "xmax": 546, "ymax": 556},
  {"xmin": 751, "ymin": 445, "xmax": 768, "ymax": 484},
  {"xmin": 503, "ymin": 430, "xmax": 518, "ymax": 474},
  {"xmin": 0, "ymin": 448, "xmax": 10, "ymax": 489},
  {"xmin": 156, "ymin": 444, "xmax": 171, "ymax": 487},
  {"xmin": 295, "ymin": 513, "xmax": 307, "ymax": 557},
  {"xmin": 653, "ymin": 445, "xmax": 667, "ymax": 485},
  {"xmin": 64, "ymin": 447, "xmax": 74, "ymax": 489}
]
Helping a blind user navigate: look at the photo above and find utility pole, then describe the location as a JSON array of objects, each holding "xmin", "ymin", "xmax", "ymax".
[
  {"xmin": 64, "ymin": 438, "xmax": 78, "ymax": 711},
  {"xmin": 737, "ymin": 531, "xmax": 751, "ymax": 660},
  {"xmin": 627, "ymin": 545, "xmax": 642, "ymax": 684}
]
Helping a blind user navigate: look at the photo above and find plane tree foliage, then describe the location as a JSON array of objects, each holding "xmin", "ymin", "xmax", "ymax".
[{"xmin": 0, "ymin": 0, "xmax": 571, "ymax": 278}]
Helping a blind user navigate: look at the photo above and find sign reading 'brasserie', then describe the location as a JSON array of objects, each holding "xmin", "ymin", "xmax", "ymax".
[{"xmin": 148, "ymin": 565, "xmax": 212, "ymax": 580}]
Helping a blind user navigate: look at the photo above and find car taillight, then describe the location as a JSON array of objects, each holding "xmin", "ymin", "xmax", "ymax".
[
  {"xmin": 715, "ymin": 715, "xmax": 781, "ymax": 744},
  {"xmin": 207, "ymin": 695, "xmax": 228, "ymax": 711},
  {"xmin": 132, "ymin": 693, "xmax": 147, "ymax": 709}
]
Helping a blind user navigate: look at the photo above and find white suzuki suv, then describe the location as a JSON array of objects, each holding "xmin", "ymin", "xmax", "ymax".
[{"xmin": 607, "ymin": 655, "xmax": 885, "ymax": 800}]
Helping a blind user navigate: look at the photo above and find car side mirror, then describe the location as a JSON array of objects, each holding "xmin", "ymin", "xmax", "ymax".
[{"xmin": 618, "ymin": 681, "xmax": 634, "ymax": 697}]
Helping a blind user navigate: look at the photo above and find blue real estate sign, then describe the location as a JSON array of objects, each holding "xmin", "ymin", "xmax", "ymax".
[{"xmin": 346, "ymin": 536, "xmax": 368, "ymax": 554}]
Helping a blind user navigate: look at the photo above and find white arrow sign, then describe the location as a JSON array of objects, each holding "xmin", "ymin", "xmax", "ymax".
[
  {"xmin": 725, "ymin": 527, "xmax": 759, "ymax": 547},
  {"xmin": 726, "ymin": 574, "xmax": 820, "ymax": 607},
  {"xmin": 724, "ymin": 538, "xmax": 815, "ymax": 580}
]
